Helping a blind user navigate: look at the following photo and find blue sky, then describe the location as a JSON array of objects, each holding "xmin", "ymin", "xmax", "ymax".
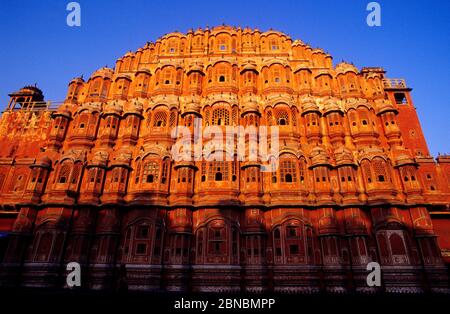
[{"xmin": 0, "ymin": 0, "xmax": 449, "ymax": 156}]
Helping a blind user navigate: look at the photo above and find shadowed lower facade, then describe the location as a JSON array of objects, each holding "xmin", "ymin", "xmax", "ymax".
[{"xmin": 0, "ymin": 26, "xmax": 449, "ymax": 293}]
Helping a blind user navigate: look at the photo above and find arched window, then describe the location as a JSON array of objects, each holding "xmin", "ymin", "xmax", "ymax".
[
  {"xmin": 280, "ymin": 157, "xmax": 297, "ymax": 183},
  {"xmin": 153, "ymin": 110, "xmax": 167, "ymax": 127},
  {"xmin": 161, "ymin": 67, "xmax": 174, "ymax": 85},
  {"xmin": 208, "ymin": 225, "xmax": 225, "ymax": 255},
  {"xmin": 143, "ymin": 160, "xmax": 159, "ymax": 183},
  {"xmin": 389, "ymin": 233, "xmax": 406, "ymax": 255},
  {"xmin": 197, "ymin": 230, "xmax": 204, "ymax": 256},
  {"xmin": 134, "ymin": 160, "xmax": 141, "ymax": 184},
  {"xmin": 169, "ymin": 111, "xmax": 177, "ymax": 128},
  {"xmin": 58, "ymin": 163, "xmax": 70, "ymax": 184},
  {"xmin": 70, "ymin": 163, "xmax": 82, "ymax": 185},
  {"xmin": 299, "ymin": 158, "xmax": 307, "ymax": 184},
  {"xmin": 208, "ymin": 161, "xmax": 229, "ymax": 182},
  {"xmin": 35, "ymin": 231, "xmax": 53, "ymax": 262},
  {"xmin": 377, "ymin": 233, "xmax": 389, "ymax": 258},
  {"xmin": 212, "ymin": 107, "xmax": 230, "ymax": 126},
  {"xmin": 373, "ymin": 158, "xmax": 389, "ymax": 183},
  {"xmin": 273, "ymin": 219, "xmax": 307, "ymax": 264},
  {"xmin": 361, "ymin": 160, "xmax": 373, "ymax": 184},
  {"xmin": 161, "ymin": 159, "xmax": 169, "ymax": 184},
  {"xmin": 120, "ymin": 220, "xmax": 164, "ymax": 264},
  {"xmin": 275, "ymin": 109, "xmax": 289, "ymax": 125}
]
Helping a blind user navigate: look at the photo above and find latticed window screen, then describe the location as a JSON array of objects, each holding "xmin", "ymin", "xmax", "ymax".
[
  {"xmin": 212, "ymin": 107, "xmax": 230, "ymax": 126},
  {"xmin": 58, "ymin": 164, "xmax": 71, "ymax": 183},
  {"xmin": 145, "ymin": 112, "xmax": 152, "ymax": 128},
  {"xmin": 88, "ymin": 168, "xmax": 96, "ymax": 183},
  {"xmin": 218, "ymin": 38, "xmax": 227, "ymax": 51},
  {"xmin": 163, "ymin": 68, "xmax": 173, "ymax": 84},
  {"xmin": 153, "ymin": 111, "xmax": 167, "ymax": 127},
  {"xmin": 201, "ymin": 161, "xmax": 206, "ymax": 182},
  {"xmin": 232, "ymin": 160, "xmax": 237, "ymax": 181},
  {"xmin": 266, "ymin": 110, "xmax": 273, "ymax": 126},
  {"xmin": 362, "ymin": 161, "xmax": 372, "ymax": 183},
  {"xmin": 299, "ymin": 158, "xmax": 306, "ymax": 183},
  {"xmin": 161, "ymin": 161, "xmax": 169, "ymax": 184},
  {"xmin": 263, "ymin": 71, "xmax": 269, "ymax": 84},
  {"xmin": 249, "ymin": 115, "xmax": 254, "ymax": 126},
  {"xmin": 231, "ymin": 66, "xmax": 237, "ymax": 81},
  {"xmin": 217, "ymin": 67, "xmax": 228, "ymax": 81},
  {"xmin": 184, "ymin": 115, "xmax": 193, "ymax": 127},
  {"xmin": 208, "ymin": 226, "xmax": 225, "ymax": 255},
  {"xmin": 112, "ymin": 167, "xmax": 121, "ymax": 183},
  {"xmin": 275, "ymin": 109, "xmax": 289, "ymax": 125},
  {"xmin": 204, "ymin": 108, "xmax": 210, "ymax": 125},
  {"xmin": 272, "ymin": 68, "xmax": 281, "ymax": 82},
  {"xmin": 135, "ymin": 161, "xmax": 141, "ymax": 184},
  {"xmin": 176, "ymin": 70, "xmax": 182, "ymax": 84},
  {"xmin": 291, "ymin": 108, "xmax": 297, "ymax": 126},
  {"xmin": 142, "ymin": 161, "xmax": 159, "ymax": 183},
  {"xmin": 373, "ymin": 159, "xmax": 388, "ymax": 182},
  {"xmin": 169, "ymin": 111, "xmax": 177, "ymax": 127},
  {"xmin": 90, "ymin": 79, "xmax": 101, "ymax": 95},
  {"xmin": 208, "ymin": 161, "xmax": 229, "ymax": 181},
  {"xmin": 178, "ymin": 167, "xmax": 187, "ymax": 183},
  {"xmin": 232, "ymin": 106, "xmax": 238, "ymax": 125},
  {"xmin": 280, "ymin": 159, "xmax": 297, "ymax": 183},
  {"xmin": 286, "ymin": 69, "xmax": 291, "ymax": 82},
  {"xmin": 246, "ymin": 167, "xmax": 259, "ymax": 183},
  {"xmin": 168, "ymin": 40, "xmax": 177, "ymax": 53},
  {"xmin": 270, "ymin": 39, "xmax": 279, "ymax": 50},
  {"xmin": 71, "ymin": 164, "xmax": 82, "ymax": 184}
]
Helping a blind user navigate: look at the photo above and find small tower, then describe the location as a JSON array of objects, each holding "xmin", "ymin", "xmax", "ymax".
[
  {"xmin": 383, "ymin": 78, "xmax": 431, "ymax": 157},
  {"xmin": 7, "ymin": 85, "xmax": 45, "ymax": 111}
]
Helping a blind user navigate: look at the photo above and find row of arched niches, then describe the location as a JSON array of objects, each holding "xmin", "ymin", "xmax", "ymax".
[
  {"xmin": 19, "ymin": 90, "xmax": 426, "ymax": 208},
  {"xmin": 63, "ymin": 27, "xmax": 390, "ymax": 103},
  {"xmin": 65, "ymin": 61, "xmax": 386, "ymax": 103}
]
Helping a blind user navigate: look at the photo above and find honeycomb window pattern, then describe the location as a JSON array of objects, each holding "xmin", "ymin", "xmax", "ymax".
[
  {"xmin": 280, "ymin": 159, "xmax": 297, "ymax": 183},
  {"xmin": 212, "ymin": 107, "xmax": 230, "ymax": 126},
  {"xmin": 143, "ymin": 161, "xmax": 159, "ymax": 183}
]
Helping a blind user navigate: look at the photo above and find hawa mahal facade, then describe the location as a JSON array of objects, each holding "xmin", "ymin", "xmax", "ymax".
[{"xmin": 0, "ymin": 26, "xmax": 449, "ymax": 293}]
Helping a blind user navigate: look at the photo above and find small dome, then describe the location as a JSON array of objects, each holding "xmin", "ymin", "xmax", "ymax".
[
  {"xmin": 335, "ymin": 146, "xmax": 354, "ymax": 166},
  {"xmin": 9, "ymin": 85, "xmax": 44, "ymax": 102},
  {"xmin": 240, "ymin": 62, "xmax": 258, "ymax": 73},
  {"xmin": 91, "ymin": 67, "xmax": 114, "ymax": 79},
  {"xmin": 69, "ymin": 77, "xmax": 85, "ymax": 85},
  {"xmin": 376, "ymin": 99, "xmax": 398, "ymax": 115},
  {"xmin": 323, "ymin": 98, "xmax": 342, "ymax": 115},
  {"xmin": 301, "ymin": 96, "xmax": 320, "ymax": 115},
  {"xmin": 292, "ymin": 39, "xmax": 305, "ymax": 47},
  {"xmin": 104, "ymin": 100, "xmax": 124, "ymax": 115},
  {"xmin": 183, "ymin": 101, "xmax": 202, "ymax": 116},
  {"xmin": 310, "ymin": 146, "xmax": 329, "ymax": 167},
  {"xmin": 393, "ymin": 149, "xmax": 416, "ymax": 167},
  {"xmin": 33, "ymin": 156, "xmax": 52, "ymax": 168},
  {"xmin": 187, "ymin": 64, "xmax": 204, "ymax": 75},
  {"xmin": 90, "ymin": 151, "xmax": 109, "ymax": 167},
  {"xmin": 335, "ymin": 62, "xmax": 359, "ymax": 75}
]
